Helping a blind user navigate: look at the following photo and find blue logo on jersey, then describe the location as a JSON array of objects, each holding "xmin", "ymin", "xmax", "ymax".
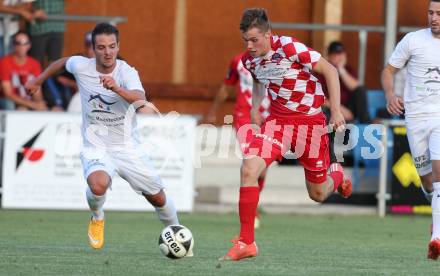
[{"xmin": 271, "ymin": 53, "xmax": 283, "ymax": 64}]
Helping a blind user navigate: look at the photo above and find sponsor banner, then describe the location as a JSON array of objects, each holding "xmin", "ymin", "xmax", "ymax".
[
  {"xmin": 390, "ymin": 126, "xmax": 429, "ymax": 214},
  {"xmin": 2, "ymin": 112, "xmax": 196, "ymax": 211}
]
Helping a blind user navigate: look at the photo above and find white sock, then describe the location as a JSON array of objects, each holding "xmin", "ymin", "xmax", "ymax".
[
  {"xmin": 155, "ymin": 196, "xmax": 179, "ymax": 226},
  {"xmin": 86, "ymin": 187, "xmax": 106, "ymax": 221},
  {"xmin": 432, "ymin": 182, "xmax": 440, "ymax": 240},
  {"xmin": 421, "ymin": 185, "xmax": 434, "ymax": 202}
]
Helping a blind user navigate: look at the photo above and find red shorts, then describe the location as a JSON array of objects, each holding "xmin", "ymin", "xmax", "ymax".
[
  {"xmin": 245, "ymin": 112, "xmax": 330, "ymax": 183},
  {"xmin": 233, "ymin": 115, "xmax": 255, "ymax": 154}
]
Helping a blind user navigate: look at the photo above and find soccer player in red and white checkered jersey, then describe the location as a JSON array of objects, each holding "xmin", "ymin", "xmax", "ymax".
[
  {"xmin": 220, "ymin": 8, "xmax": 352, "ymax": 262},
  {"xmin": 207, "ymin": 52, "xmax": 270, "ymax": 229}
]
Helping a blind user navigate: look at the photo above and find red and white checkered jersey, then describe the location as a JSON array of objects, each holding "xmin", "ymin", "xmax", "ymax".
[
  {"xmin": 242, "ymin": 35, "xmax": 325, "ymax": 117},
  {"xmin": 224, "ymin": 53, "xmax": 270, "ymax": 119}
]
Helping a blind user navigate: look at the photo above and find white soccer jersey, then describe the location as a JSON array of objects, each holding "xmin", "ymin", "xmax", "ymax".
[
  {"xmin": 388, "ymin": 28, "xmax": 440, "ymax": 118},
  {"xmin": 66, "ymin": 56, "xmax": 145, "ymax": 149}
]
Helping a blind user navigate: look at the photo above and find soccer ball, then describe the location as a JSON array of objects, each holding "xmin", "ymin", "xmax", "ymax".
[{"xmin": 158, "ymin": 225, "xmax": 194, "ymax": 259}]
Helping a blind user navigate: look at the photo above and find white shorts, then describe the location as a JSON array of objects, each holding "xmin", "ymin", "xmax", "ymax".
[
  {"xmin": 405, "ymin": 118, "xmax": 440, "ymax": 176},
  {"xmin": 80, "ymin": 147, "xmax": 163, "ymax": 195}
]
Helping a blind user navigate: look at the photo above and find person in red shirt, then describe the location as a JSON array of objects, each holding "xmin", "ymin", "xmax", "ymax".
[
  {"xmin": 0, "ymin": 31, "xmax": 47, "ymax": 110},
  {"xmin": 207, "ymin": 52, "xmax": 271, "ymax": 229},
  {"xmin": 220, "ymin": 8, "xmax": 352, "ymax": 262}
]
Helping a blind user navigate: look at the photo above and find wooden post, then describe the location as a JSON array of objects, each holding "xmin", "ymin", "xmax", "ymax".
[
  {"xmin": 173, "ymin": 0, "xmax": 186, "ymax": 84},
  {"xmin": 312, "ymin": 0, "xmax": 343, "ymax": 55}
]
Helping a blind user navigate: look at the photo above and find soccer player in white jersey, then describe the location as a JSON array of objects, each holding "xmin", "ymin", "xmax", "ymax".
[
  {"xmin": 382, "ymin": 0, "xmax": 440, "ymax": 260},
  {"xmin": 25, "ymin": 23, "xmax": 179, "ymax": 250}
]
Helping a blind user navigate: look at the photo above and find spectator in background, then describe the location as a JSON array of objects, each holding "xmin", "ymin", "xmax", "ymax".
[
  {"xmin": 67, "ymin": 31, "xmax": 95, "ymax": 113},
  {"xmin": 314, "ymin": 41, "xmax": 370, "ymax": 165},
  {"xmin": 28, "ymin": 0, "xmax": 64, "ymax": 67},
  {"xmin": 41, "ymin": 67, "xmax": 73, "ymax": 111},
  {"xmin": 83, "ymin": 31, "xmax": 94, "ymax": 59},
  {"xmin": 315, "ymin": 41, "xmax": 370, "ymax": 123},
  {"xmin": 0, "ymin": 31, "xmax": 47, "ymax": 110},
  {"xmin": 0, "ymin": 0, "xmax": 34, "ymax": 57}
]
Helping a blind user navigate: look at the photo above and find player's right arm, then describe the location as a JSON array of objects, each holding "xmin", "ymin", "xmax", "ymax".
[
  {"xmin": 251, "ymin": 81, "xmax": 265, "ymax": 126},
  {"xmin": 382, "ymin": 64, "xmax": 403, "ymax": 115},
  {"xmin": 381, "ymin": 32, "xmax": 411, "ymax": 116},
  {"xmin": 25, "ymin": 57, "xmax": 70, "ymax": 96}
]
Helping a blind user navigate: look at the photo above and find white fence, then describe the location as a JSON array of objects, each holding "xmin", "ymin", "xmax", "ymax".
[{"xmin": 0, "ymin": 112, "xmax": 197, "ymax": 211}]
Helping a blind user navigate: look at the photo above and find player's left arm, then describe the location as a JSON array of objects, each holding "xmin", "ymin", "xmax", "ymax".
[{"xmin": 313, "ymin": 57, "xmax": 345, "ymax": 131}]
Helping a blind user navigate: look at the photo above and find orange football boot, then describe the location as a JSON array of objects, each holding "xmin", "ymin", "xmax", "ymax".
[
  {"xmin": 219, "ymin": 237, "xmax": 258, "ymax": 261},
  {"xmin": 428, "ymin": 239, "xmax": 440, "ymax": 260}
]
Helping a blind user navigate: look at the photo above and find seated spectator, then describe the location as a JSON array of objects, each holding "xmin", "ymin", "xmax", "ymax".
[
  {"xmin": 0, "ymin": 0, "xmax": 34, "ymax": 56},
  {"xmin": 41, "ymin": 72, "xmax": 74, "ymax": 111},
  {"xmin": 315, "ymin": 41, "xmax": 370, "ymax": 123},
  {"xmin": 0, "ymin": 31, "xmax": 47, "ymax": 110}
]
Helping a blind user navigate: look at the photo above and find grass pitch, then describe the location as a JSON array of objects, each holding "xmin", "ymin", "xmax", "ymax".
[{"xmin": 0, "ymin": 209, "xmax": 437, "ymax": 275}]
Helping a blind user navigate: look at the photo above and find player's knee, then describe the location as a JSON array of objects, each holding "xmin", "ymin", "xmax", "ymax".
[
  {"xmin": 432, "ymin": 170, "xmax": 440, "ymax": 183},
  {"xmin": 308, "ymin": 189, "xmax": 325, "ymax": 203},
  {"xmin": 88, "ymin": 179, "xmax": 109, "ymax": 195},
  {"xmin": 87, "ymin": 172, "xmax": 110, "ymax": 195},
  {"xmin": 241, "ymin": 163, "xmax": 259, "ymax": 184},
  {"xmin": 419, "ymin": 173, "xmax": 433, "ymax": 191},
  {"xmin": 144, "ymin": 190, "xmax": 166, "ymax": 207},
  {"xmin": 89, "ymin": 184, "xmax": 107, "ymax": 196},
  {"xmin": 308, "ymin": 184, "xmax": 326, "ymax": 202}
]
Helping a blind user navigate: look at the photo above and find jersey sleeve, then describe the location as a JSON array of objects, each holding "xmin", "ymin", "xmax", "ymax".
[
  {"xmin": 0, "ymin": 58, "xmax": 11, "ymax": 81},
  {"xmin": 121, "ymin": 63, "xmax": 145, "ymax": 92},
  {"xmin": 280, "ymin": 36, "xmax": 321, "ymax": 70},
  {"xmin": 388, "ymin": 33, "xmax": 412, "ymax": 69},
  {"xmin": 223, "ymin": 56, "xmax": 239, "ymax": 86},
  {"xmin": 65, "ymin": 56, "xmax": 89, "ymax": 75}
]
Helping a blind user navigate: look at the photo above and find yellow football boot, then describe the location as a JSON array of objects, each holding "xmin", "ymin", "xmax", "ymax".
[{"xmin": 88, "ymin": 218, "xmax": 105, "ymax": 249}]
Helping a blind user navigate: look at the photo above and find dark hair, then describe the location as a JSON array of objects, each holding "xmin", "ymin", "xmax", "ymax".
[
  {"xmin": 327, "ymin": 41, "xmax": 345, "ymax": 54},
  {"xmin": 431, "ymin": 0, "xmax": 440, "ymax": 2},
  {"xmin": 239, "ymin": 8, "xmax": 271, "ymax": 33},
  {"xmin": 91, "ymin": 23, "xmax": 119, "ymax": 48},
  {"xmin": 12, "ymin": 31, "xmax": 30, "ymax": 44}
]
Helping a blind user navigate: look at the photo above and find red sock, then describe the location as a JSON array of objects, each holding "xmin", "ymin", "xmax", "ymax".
[
  {"xmin": 329, "ymin": 163, "xmax": 343, "ymax": 191},
  {"xmin": 258, "ymin": 177, "xmax": 265, "ymax": 192},
  {"xmin": 239, "ymin": 186, "xmax": 259, "ymax": 244}
]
